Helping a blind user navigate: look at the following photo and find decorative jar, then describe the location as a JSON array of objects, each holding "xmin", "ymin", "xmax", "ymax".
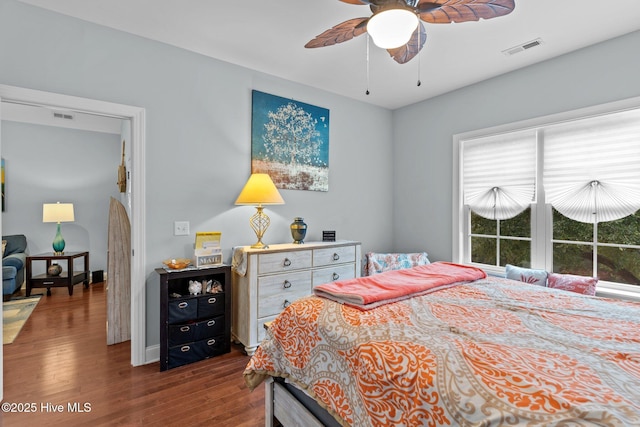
[
  {"xmin": 48, "ymin": 263, "xmax": 62, "ymax": 276},
  {"xmin": 290, "ymin": 217, "xmax": 307, "ymax": 244}
]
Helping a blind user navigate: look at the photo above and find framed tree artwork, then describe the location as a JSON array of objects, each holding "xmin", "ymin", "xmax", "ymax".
[{"xmin": 251, "ymin": 90, "xmax": 329, "ymax": 191}]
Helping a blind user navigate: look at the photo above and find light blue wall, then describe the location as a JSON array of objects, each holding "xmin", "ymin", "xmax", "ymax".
[
  {"xmin": 0, "ymin": 0, "xmax": 394, "ymax": 348},
  {"xmin": 1, "ymin": 122, "xmax": 120, "ymax": 275},
  {"xmin": 393, "ymin": 30, "xmax": 640, "ymax": 263}
]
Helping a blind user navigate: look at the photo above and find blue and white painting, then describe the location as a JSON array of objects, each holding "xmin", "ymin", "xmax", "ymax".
[{"xmin": 251, "ymin": 90, "xmax": 329, "ymax": 191}]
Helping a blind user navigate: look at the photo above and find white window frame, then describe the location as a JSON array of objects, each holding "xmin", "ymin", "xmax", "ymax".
[
  {"xmin": 467, "ymin": 210, "xmax": 534, "ymax": 269},
  {"xmin": 453, "ymin": 95, "xmax": 640, "ymax": 301}
]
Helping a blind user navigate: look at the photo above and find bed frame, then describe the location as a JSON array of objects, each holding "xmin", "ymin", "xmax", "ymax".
[{"xmin": 265, "ymin": 377, "xmax": 342, "ymax": 427}]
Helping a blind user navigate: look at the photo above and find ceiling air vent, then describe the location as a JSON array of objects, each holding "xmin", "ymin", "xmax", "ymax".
[
  {"xmin": 502, "ymin": 38, "xmax": 543, "ymax": 56},
  {"xmin": 53, "ymin": 111, "xmax": 74, "ymax": 120}
]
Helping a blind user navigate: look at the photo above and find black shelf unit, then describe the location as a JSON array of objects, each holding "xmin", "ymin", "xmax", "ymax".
[{"xmin": 157, "ymin": 265, "xmax": 231, "ymax": 371}]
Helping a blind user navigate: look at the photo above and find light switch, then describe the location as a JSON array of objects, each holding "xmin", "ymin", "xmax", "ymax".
[{"xmin": 174, "ymin": 221, "xmax": 190, "ymax": 236}]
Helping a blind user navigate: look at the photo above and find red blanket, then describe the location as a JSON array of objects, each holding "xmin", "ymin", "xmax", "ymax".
[{"xmin": 313, "ymin": 262, "xmax": 486, "ymax": 310}]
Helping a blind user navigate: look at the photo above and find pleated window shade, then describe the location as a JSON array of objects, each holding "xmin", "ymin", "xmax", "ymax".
[
  {"xmin": 462, "ymin": 130, "xmax": 537, "ymax": 220},
  {"xmin": 543, "ymin": 108, "xmax": 640, "ymax": 223}
]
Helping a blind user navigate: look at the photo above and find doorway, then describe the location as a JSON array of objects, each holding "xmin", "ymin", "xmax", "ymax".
[{"xmin": 0, "ymin": 84, "xmax": 146, "ymax": 400}]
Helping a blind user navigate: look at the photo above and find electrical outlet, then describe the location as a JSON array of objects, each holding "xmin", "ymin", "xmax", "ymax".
[{"xmin": 174, "ymin": 221, "xmax": 190, "ymax": 236}]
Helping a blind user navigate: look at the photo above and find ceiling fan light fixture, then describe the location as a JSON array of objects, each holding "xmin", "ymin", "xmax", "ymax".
[{"xmin": 367, "ymin": 8, "xmax": 419, "ymax": 49}]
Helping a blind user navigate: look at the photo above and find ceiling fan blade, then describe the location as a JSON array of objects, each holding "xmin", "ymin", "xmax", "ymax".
[
  {"xmin": 415, "ymin": 2, "xmax": 441, "ymax": 13},
  {"xmin": 419, "ymin": 0, "xmax": 515, "ymax": 23},
  {"xmin": 386, "ymin": 22, "xmax": 427, "ymax": 64},
  {"xmin": 339, "ymin": 0, "xmax": 373, "ymax": 4},
  {"xmin": 305, "ymin": 18, "xmax": 369, "ymax": 48}
]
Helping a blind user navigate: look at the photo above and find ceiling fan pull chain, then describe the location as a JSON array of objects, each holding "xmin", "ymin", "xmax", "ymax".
[
  {"xmin": 366, "ymin": 34, "xmax": 370, "ymax": 95},
  {"xmin": 417, "ymin": 27, "xmax": 422, "ymax": 87}
]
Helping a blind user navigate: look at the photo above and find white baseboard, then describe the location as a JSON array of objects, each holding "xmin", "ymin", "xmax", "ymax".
[{"xmin": 145, "ymin": 344, "xmax": 160, "ymax": 364}]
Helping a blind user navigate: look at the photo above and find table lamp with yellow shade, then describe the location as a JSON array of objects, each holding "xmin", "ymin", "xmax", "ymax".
[{"xmin": 235, "ymin": 174, "xmax": 284, "ymax": 249}]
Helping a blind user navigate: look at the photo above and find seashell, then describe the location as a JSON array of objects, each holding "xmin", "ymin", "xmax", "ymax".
[
  {"xmin": 211, "ymin": 280, "xmax": 223, "ymax": 293},
  {"xmin": 203, "ymin": 280, "xmax": 213, "ymax": 293}
]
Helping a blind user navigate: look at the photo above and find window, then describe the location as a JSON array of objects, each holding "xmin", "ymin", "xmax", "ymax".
[
  {"xmin": 453, "ymin": 97, "xmax": 640, "ymax": 296},
  {"xmin": 552, "ymin": 208, "xmax": 640, "ymax": 285},
  {"xmin": 470, "ymin": 208, "xmax": 531, "ymax": 268}
]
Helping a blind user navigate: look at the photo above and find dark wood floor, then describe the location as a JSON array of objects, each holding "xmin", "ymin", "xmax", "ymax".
[{"xmin": 1, "ymin": 282, "xmax": 265, "ymax": 426}]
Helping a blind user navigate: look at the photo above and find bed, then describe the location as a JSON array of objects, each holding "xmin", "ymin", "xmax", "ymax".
[{"xmin": 244, "ymin": 262, "xmax": 640, "ymax": 426}]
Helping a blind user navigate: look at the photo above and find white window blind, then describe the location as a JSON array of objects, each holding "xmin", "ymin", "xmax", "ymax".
[
  {"xmin": 462, "ymin": 130, "xmax": 537, "ymax": 220},
  {"xmin": 544, "ymin": 108, "xmax": 640, "ymax": 223}
]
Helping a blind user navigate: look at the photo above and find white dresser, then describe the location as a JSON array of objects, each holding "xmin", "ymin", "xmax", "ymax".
[{"xmin": 232, "ymin": 240, "xmax": 361, "ymax": 355}]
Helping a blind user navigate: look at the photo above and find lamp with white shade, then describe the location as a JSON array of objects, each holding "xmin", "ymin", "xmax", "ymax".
[{"xmin": 42, "ymin": 202, "xmax": 75, "ymax": 255}]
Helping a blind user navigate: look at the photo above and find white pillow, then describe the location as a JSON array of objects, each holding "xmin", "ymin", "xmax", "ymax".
[{"xmin": 505, "ymin": 264, "xmax": 548, "ymax": 287}]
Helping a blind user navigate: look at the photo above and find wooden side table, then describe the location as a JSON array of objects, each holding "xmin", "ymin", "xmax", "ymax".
[{"xmin": 26, "ymin": 251, "xmax": 90, "ymax": 296}]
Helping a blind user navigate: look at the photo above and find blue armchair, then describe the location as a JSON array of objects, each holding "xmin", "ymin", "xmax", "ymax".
[{"xmin": 3, "ymin": 234, "xmax": 27, "ymax": 301}]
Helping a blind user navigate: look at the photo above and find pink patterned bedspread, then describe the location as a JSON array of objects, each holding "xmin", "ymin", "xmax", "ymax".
[{"xmin": 244, "ymin": 275, "xmax": 640, "ymax": 426}]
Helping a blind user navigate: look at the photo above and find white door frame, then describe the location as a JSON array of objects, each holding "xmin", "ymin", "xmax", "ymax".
[{"xmin": 0, "ymin": 85, "xmax": 147, "ymax": 382}]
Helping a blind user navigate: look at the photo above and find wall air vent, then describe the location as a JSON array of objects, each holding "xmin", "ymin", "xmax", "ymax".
[
  {"xmin": 53, "ymin": 111, "xmax": 74, "ymax": 120},
  {"xmin": 502, "ymin": 38, "xmax": 544, "ymax": 56}
]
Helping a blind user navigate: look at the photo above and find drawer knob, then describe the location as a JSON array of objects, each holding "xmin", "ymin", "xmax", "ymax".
[
  {"xmin": 208, "ymin": 297, "xmax": 217, "ymax": 304},
  {"xmin": 283, "ymin": 258, "xmax": 292, "ymax": 267},
  {"xmin": 178, "ymin": 302, "xmax": 188, "ymax": 309},
  {"xmin": 207, "ymin": 338, "xmax": 216, "ymax": 345},
  {"xmin": 180, "ymin": 345, "xmax": 191, "ymax": 353},
  {"xmin": 332, "ymin": 253, "xmax": 340, "ymax": 261},
  {"xmin": 332, "ymin": 272, "xmax": 340, "ymax": 280},
  {"xmin": 283, "ymin": 280, "xmax": 292, "ymax": 289},
  {"xmin": 207, "ymin": 320, "xmax": 216, "ymax": 327},
  {"xmin": 180, "ymin": 326, "xmax": 190, "ymax": 332},
  {"xmin": 283, "ymin": 299, "xmax": 291, "ymax": 308}
]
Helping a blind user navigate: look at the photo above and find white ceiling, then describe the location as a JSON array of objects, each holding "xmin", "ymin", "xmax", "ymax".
[{"xmin": 17, "ymin": 0, "xmax": 640, "ymax": 110}]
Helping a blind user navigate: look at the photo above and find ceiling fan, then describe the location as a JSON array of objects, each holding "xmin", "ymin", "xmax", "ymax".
[{"xmin": 305, "ymin": 0, "xmax": 516, "ymax": 64}]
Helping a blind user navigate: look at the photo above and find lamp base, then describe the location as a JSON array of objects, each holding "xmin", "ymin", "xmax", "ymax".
[
  {"xmin": 52, "ymin": 222, "xmax": 66, "ymax": 255},
  {"xmin": 248, "ymin": 206, "xmax": 271, "ymax": 250}
]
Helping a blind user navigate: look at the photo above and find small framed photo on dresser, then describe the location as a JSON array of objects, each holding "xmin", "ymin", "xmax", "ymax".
[{"xmin": 323, "ymin": 231, "xmax": 336, "ymax": 242}]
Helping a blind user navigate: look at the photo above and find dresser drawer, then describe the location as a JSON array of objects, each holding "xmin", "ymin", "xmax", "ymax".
[
  {"xmin": 313, "ymin": 245, "xmax": 356, "ymax": 267},
  {"xmin": 312, "ymin": 264, "xmax": 356, "ymax": 287},
  {"xmin": 258, "ymin": 250, "xmax": 312, "ymax": 275},
  {"xmin": 168, "ymin": 314, "xmax": 225, "ymax": 347},
  {"xmin": 258, "ymin": 270, "xmax": 311, "ymax": 318},
  {"xmin": 193, "ymin": 315, "xmax": 225, "ymax": 341},
  {"xmin": 168, "ymin": 323, "xmax": 195, "ymax": 347},
  {"xmin": 167, "ymin": 335, "xmax": 227, "ymax": 369},
  {"xmin": 197, "ymin": 293, "xmax": 225, "ymax": 319},
  {"xmin": 168, "ymin": 342, "xmax": 199, "ymax": 369},
  {"xmin": 168, "ymin": 298, "xmax": 197, "ymax": 324},
  {"xmin": 197, "ymin": 335, "xmax": 228, "ymax": 358}
]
